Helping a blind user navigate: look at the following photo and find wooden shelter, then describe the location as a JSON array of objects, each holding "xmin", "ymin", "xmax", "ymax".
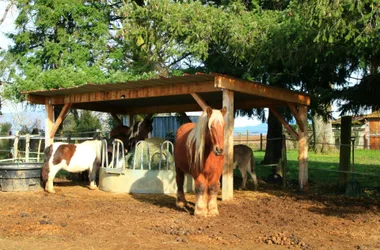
[{"xmin": 24, "ymin": 73, "xmax": 310, "ymax": 199}]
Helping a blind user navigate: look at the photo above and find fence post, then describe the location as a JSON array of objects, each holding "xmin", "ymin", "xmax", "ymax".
[
  {"xmin": 37, "ymin": 138, "xmax": 42, "ymax": 162},
  {"xmin": 25, "ymin": 133, "xmax": 30, "ymax": 162},
  {"xmin": 95, "ymin": 129, "xmax": 101, "ymax": 139},
  {"xmin": 67, "ymin": 133, "xmax": 71, "ymax": 143},
  {"xmin": 260, "ymin": 133, "xmax": 263, "ymax": 151},
  {"xmin": 246, "ymin": 130, "xmax": 249, "ymax": 145},
  {"xmin": 281, "ymin": 135, "xmax": 287, "ymax": 187},
  {"xmin": 339, "ymin": 116, "xmax": 352, "ymax": 192},
  {"xmin": 13, "ymin": 131, "xmax": 19, "ymax": 161}
]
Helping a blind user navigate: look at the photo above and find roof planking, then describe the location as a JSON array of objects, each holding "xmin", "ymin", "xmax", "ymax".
[{"xmin": 24, "ymin": 73, "xmax": 310, "ymax": 114}]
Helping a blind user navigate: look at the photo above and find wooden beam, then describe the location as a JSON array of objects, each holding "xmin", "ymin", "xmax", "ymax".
[
  {"xmin": 288, "ymin": 103, "xmax": 305, "ymax": 132},
  {"xmin": 191, "ymin": 93, "xmax": 208, "ymax": 110},
  {"xmin": 45, "ymin": 100, "xmax": 54, "ymax": 147},
  {"xmin": 73, "ymin": 103, "xmax": 205, "ymax": 114},
  {"xmin": 298, "ymin": 105, "xmax": 308, "ymax": 192},
  {"xmin": 35, "ymin": 81, "xmax": 215, "ymax": 105},
  {"xmin": 222, "ymin": 89, "xmax": 234, "ymax": 201},
  {"xmin": 215, "ymin": 75, "xmax": 310, "ymax": 106},
  {"xmin": 50, "ymin": 103, "xmax": 72, "ymax": 138},
  {"xmin": 111, "ymin": 113, "xmax": 123, "ymax": 125},
  {"xmin": 72, "ymin": 98, "xmax": 285, "ymax": 115},
  {"xmin": 269, "ymin": 107, "xmax": 299, "ymax": 141},
  {"xmin": 27, "ymin": 95, "xmax": 46, "ymax": 105},
  {"xmin": 235, "ymin": 99, "xmax": 285, "ymax": 109}
]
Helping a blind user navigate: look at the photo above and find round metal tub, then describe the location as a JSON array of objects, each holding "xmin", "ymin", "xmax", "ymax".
[{"xmin": 0, "ymin": 163, "xmax": 42, "ymax": 192}]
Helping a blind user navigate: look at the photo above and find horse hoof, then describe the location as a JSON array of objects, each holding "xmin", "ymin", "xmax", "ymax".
[
  {"xmin": 47, "ymin": 189, "xmax": 55, "ymax": 194},
  {"xmin": 194, "ymin": 209, "xmax": 208, "ymax": 217},
  {"xmin": 89, "ymin": 185, "xmax": 97, "ymax": 190},
  {"xmin": 176, "ymin": 200, "xmax": 187, "ymax": 209},
  {"xmin": 208, "ymin": 209, "xmax": 219, "ymax": 217}
]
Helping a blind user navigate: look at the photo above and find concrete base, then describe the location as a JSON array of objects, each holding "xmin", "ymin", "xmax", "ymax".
[{"xmin": 99, "ymin": 167, "xmax": 194, "ymax": 194}]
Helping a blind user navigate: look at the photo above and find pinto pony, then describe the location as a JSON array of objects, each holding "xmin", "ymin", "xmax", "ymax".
[
  {"xmin": 174, "ymin": 106, "xmax": 227, "ymax": 216},
  {"xmin": 41, "ymin": 140, "xmax": 104, "ymax": 193}
]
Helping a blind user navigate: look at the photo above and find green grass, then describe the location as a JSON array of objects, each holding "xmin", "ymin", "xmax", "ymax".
[{"xmin": 252, "ymin": 149, "xmax": 380, "ymax": 196}]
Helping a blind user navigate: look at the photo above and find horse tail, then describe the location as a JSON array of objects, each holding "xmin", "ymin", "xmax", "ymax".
[
  {"xmin": 250, "ymin": 150, "xmax": 258, "ymax": 191},
  {"xmin": 41, "ymin": 144, "xmax": 53, "ymax": 186},
  {"xmin": 250, "ymin": 151, "xmax": 255, "ymax": 173}
]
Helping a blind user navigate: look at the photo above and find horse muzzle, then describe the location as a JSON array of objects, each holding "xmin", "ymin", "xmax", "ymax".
[{"xmin": 214, "ymin": 146, "xmax": 224, "ymax": 156}]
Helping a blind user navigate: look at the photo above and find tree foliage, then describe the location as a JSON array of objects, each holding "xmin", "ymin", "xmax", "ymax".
[
  {"xmin": 1, "ymin": 0, "xmax": 379, "ymax": 162},
  {"xmin": 1, "ymin": 0, "xmax": 157, "ymax": 101}
]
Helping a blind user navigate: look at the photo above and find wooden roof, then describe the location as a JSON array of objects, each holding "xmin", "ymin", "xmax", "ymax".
[
  {"xmin": 362, "ymin": 111, "xmax": 380, "ymax": 120},
  {"xmin": 25, "ymin": 74, "xmax": 310, "ymax": 114}
]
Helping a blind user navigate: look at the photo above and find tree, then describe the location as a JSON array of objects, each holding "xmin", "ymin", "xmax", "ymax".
[
  {"xmin": 1, "ymin": 0, "xmax": 159, "ymax": 101},
  {"xmin": 294, "ymin": 0, "xmax": 380, "ymax": 113},
  {"xmin": 4, "ymin": 0, "xmax": 378, "ymax": 163}
]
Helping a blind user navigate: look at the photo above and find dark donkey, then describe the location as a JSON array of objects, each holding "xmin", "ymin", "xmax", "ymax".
[{"xmin": 110, "ymin": 114, "xmax": 154, "ymax": 152}]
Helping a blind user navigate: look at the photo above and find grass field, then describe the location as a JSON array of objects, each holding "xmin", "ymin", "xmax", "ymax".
[{"xmin": 252, "ymin": 149, "xmax": 380, "ymax": 197}]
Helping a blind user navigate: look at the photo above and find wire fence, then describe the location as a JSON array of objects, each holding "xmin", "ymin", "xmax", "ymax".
[{"xmin": 0, "ymin": 129, "xmax": 379, "ymax": 197}]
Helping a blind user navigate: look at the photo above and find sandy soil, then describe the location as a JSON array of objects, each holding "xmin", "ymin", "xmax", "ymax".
[{"xmin": 0, "ymin": 179, "xmax": 379, "ymax": 250}]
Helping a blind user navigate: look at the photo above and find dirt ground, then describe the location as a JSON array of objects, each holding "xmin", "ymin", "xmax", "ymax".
[{"xmin": 0, "ymin": 179, "xmax": 379, "ymax": 250}]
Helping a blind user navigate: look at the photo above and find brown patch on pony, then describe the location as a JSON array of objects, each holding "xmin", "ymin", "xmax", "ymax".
[
  {"xmin": 41, "ymin": 144, "xmax": 53, "ymax": 185},
  {"xmin": 53, "ymin": 144, "xmax": 77, "ymax": 166}
]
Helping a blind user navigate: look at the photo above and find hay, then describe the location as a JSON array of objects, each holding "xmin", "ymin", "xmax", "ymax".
[{"xmin": 126, "ymin": 138, "xmax": 174, "ymax": 170}]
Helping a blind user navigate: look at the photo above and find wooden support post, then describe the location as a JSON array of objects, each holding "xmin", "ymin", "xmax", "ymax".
[
  {"xmin": 260, "ymin": 133, "xmax": 263, "ymax": 151},
  {"xmin": 191, "ymin": 93, "xmax": 208, "ymax": 110},
  {"xmin": 13, "ymin": 131, "xmax": 19, "ymax": 161},
  {"xmin": 222, "ymin": 89, "xmax": 234, "ymax": 201},
  {"xmin": 298, "ymin": 105, "xmax": 308, "ymax": 192},
  {"xmin": 50, "ymin": 103, "xmax": 72, "ymax": 138},
  {"xmin": 288, "ymin": 103, "xmax": 305, "ymax": 132},
  {"xmin": 270, "ymin": 107, "xmax": 299, "ymax": 140},
  {"xmin": 67, "ymin": 133, "xmax": 72, "ymax": 143},
  {"xmin": 25, "ymin": 134, "xmax": 30, "ymax": 162},
  {"xmin": 338, "ymin": 116, "xmax": 352, "ymax": 192},
  {"xmin": 37, "ymin": 138, "xmax": 42, "ymax": 162},
  {"xmin": 45, "ymin": 100, "xmax": 54, "ymax": 147},
  {"xmin": 281, "ymin": 135, "xmax": 287, "ymax": 188}
]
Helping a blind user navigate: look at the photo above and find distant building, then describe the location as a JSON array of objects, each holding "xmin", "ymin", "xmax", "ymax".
[
  {"xmin": 360, "ymin": 111, "xmax": 380, "ymax": 150},
  {"xmin": 332, "ymin": 111, "xmax": 380, "ymax": 149}
]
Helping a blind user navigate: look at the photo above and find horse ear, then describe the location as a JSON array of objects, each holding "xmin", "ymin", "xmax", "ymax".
[
  {"xmin": 221, "ymin": 106, "xmax": 227, "ymax": 116},
  {"xmin": 206, "ymin": 106, "xmax": 213, "ymax": 118}
]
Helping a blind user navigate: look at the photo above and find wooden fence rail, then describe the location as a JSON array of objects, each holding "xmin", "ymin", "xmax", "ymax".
[{"xmin": 0, "ymin": 132, "xmax": 94, "ymax": 162}]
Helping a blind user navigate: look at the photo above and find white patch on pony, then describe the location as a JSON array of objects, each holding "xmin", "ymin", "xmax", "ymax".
[{"xmin": 45, "ymin": 140, "xmax": 103, "ymax": 193}]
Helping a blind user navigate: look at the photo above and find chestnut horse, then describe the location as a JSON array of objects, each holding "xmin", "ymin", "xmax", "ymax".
[{"xmin": 174, "ymin": 106, "xmax": 226, "ymax": 216}]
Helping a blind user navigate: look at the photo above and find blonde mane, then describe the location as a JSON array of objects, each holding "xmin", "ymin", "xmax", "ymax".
[{"xmin": 186, "ymin": 109, "xmax": 225, "ymax": 171}]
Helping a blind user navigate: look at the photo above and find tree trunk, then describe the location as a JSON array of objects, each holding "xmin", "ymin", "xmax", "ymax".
[
  {"xmin": 262, "ymin": 110, "xmax": 283, "ymax": 164},
  {"xmin": 312, "ymin": 114, "xmax": 334, "ymax": 153}
]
